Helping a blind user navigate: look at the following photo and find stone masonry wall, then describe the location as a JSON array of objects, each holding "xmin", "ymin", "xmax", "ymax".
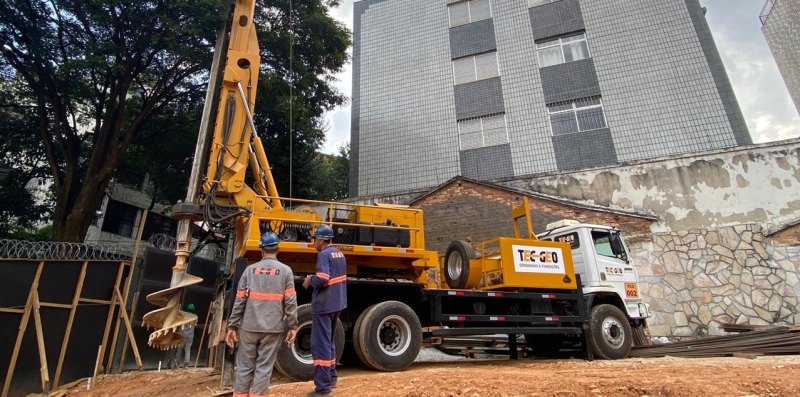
[{"xmin": 630, "ymin": 224, "xmax": 800, "ymax": 339}]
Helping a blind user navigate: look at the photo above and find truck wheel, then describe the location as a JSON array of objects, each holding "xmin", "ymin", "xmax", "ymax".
[
  {"xmin": 351, "ymin": 304, "xmax": 374, "ymax": 368},
  {"xmin": 588, "ymin": 304, "xmax": 632, "ymax": 360},
  {"xmin": 444, "ymin": 240, "xmax": 476, "ymax": 289},
  {"xmin": 353, "ymin": 301, "xmax": 422, "ymax": 371},
  {"xmin": 524, "ymin": 334, "xmax": 564, "ymax": 357},
  {"xmin": 275, "ymin": 304, "xmax": 345, "ymax": 381}
]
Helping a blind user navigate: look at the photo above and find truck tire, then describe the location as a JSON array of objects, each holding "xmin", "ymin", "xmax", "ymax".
[
  {"xmin": 353, "ymin": 301, "xmax": 422, "ymax": 372},
  {"xmin": 275, "ymin": 304, "xmax": 345, "ymax": 381},
  {"xmin": 588, "ymin": 304, "xmax": 632, "ymax": 360},
  {"xmin": 444, "ymin": 240, "xmax": 476, "ymax": 289},
  {"xmin": 524, "ymin": 334, "xmax": 564, "ymax": 357},
  {"xmin": 351, "ymin": 303, "xmax": 375, "ymax": 369}
]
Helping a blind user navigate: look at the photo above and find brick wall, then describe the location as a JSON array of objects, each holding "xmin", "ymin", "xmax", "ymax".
[
  {"xmin": 772, "ymin": 223, "xmax": 800, "ymax": 245},
  {"xmin": 413, "ymin": 179, "xmax": 653, "ymax": 254}
]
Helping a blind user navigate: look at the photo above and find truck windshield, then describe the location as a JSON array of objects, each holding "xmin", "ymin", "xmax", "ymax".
[{"xmin": 591, "ymin": 230, "xmax": 628, "ymax": 261}]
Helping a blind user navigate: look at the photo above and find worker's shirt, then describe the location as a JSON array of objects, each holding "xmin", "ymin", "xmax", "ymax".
[
  {"xmin": 228, "ymin": 258, "xmax": 298, "ymax": 333},
  {"xmin": 309, "ymin": 245, "xmax": 347, "ymax": 314}
]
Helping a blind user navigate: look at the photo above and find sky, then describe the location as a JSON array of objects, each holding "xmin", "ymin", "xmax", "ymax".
[{"xmin": 319, "ymin": 0, "xmax": 800, "ymax": 154}]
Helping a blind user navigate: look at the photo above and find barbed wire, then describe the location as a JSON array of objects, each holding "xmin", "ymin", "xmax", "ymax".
[
  {"xmin": 0, "ymin": 239, "xmax": 127, "ymax": 261},
  {"xmin": 147, "ymin": 234, "xmax": 227, "ymax": 262}
]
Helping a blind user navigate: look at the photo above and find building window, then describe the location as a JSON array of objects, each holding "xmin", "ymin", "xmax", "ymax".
[
  {"xmin": 528, "ymin": 0, "xmax": 562, "ymax": 7},
  {"xmin": 547, "ymin": 97, "xmax": 607, "ymax": 135},
  {"xmin": 458, "ymin": 114, "xmax": 508, "ymax": 150},
  {"xmin": 536, "ymin": 33, "xmax": 590, "ymax": 68},
  {"xmin": 141, "ymin": 213, "xmax": 177, "ymax": 241},
  {"xmin": 101, "ymin": 199, "xmax": 139, "ymax": 238},
  {"xmin": 453, "ymin": 52, "xmax": 499, "ymax": 85},
  {"xmin": 448, "ymin": 0, "xmax": 492, "ymax": 28}
]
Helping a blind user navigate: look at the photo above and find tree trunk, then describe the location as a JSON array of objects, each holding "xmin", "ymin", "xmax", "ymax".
[{"xmin": 51, "ymin": 172, "xmax": 113, "ymax": 243}]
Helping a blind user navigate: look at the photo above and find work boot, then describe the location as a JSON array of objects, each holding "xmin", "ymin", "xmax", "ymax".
[{"xmin": 306, "ymin": 391, "xmax": 333, "ymax": 397}]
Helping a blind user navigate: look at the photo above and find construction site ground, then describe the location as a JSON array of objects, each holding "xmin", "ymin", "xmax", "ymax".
[{"xmin": 47, "ymin": 353, "xmax": 800, "ymax": 397}]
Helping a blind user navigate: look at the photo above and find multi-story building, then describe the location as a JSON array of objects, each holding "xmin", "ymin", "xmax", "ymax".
[
  {"xmin": 350, "ymin": 0, "xmax": 752, "ymax": 197},
  {"xmin": 761, "ymin": 0, "xmax": 800, "ymax": 114}
]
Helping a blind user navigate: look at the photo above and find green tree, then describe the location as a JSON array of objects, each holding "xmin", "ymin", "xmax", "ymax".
[
  {"xmin": 312, "ymin": 144, "xmax": 349, "ymax": 201},
  {"xmin": 115, "ymin": 99, "xmax": 204, "ymax": 205},
  {"xmin": 117, "ymin": 0, "xmax": 351, "ymax": 205},
  {"xmin": 0, "ymin": 77, "xmax": 51, "ymax": 238},
  {"xmin": 0, "ymin": 0, "xmax": 224, "ymax": 242}
]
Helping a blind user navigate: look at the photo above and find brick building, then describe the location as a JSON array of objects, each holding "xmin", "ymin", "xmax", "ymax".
[{"xmin": 409, "ymin": 176, "xmax": 657, "ymax": 254}]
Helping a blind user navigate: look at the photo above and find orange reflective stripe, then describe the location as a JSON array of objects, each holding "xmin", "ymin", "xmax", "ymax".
[
  {"xmin": 232, "ymin": 392, "xmax": 248, "ymax": 397},
  {"xmin": 284, "ymin": 287, "xmax": 296, "ymax": 296},
  {"xmin": 328, "ymin": 275, "xmax": 346, "ymax": 285},
  {"xmin": 316, "ymin": 272, "xmax": 330, "ymax": 280},
  {"xmin": 250, "ymin": 394, "xmax": 267, "ymax": 397},
  {"xmin": 313, "ymin": 358, "xmax": 336, "ymax": 367},
  {"xmin": 236, "ymin": 289, "xmax": 248, "ymax": 298},
  {"xmin": 248, "ymin": 291, "xmax": 284, "ymax": 301}
]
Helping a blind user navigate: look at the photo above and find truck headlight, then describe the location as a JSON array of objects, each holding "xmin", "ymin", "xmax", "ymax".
[{"xmin": 638, "ymin": 303, "xmax": 652, "ymax": 318}]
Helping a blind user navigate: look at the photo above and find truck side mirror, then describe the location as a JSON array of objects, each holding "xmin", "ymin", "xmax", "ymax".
[{"xmin": 609, "ymin": 233, "xmax": 628, "ymax": 263}]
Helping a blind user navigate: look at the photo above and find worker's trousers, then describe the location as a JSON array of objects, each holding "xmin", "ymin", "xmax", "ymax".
[
  {"xmin": 234, "ymin": 330, "xmax": 281, "ymax": 397},
  {"xmin": 311, "ymin": 311, "xmax": 339, "ymax": 393},
  {"xmin": 182, "ymin": 333, "xmax": 194, "ymax": 365}
]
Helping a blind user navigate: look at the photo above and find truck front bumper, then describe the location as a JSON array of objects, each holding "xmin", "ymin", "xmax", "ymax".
[{"xmin": 625, "ymin": 302, "xmax": 652, "ymax": 319}]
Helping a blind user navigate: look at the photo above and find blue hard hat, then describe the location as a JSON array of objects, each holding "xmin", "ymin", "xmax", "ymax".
[
  {"xmin": 259, "ymin": 232, "xmax": 280, "ymax": 248},
  {"xmin": 312, "ymin": 224, "xmax": 334, "ymax": 240}
]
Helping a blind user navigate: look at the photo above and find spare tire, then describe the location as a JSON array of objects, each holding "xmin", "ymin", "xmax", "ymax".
[
  {"xmin": 275, "ymin": 304, "xmax": 345, "ymax": 381},
  {"xmin": 444, "ymin": 240, "xmax": 478, "ymax": 289}
]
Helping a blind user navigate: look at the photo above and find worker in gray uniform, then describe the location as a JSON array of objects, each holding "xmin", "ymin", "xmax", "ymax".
[{"xmin": 226, "ymin": 232, "xmax": 298, "ymax": 397}]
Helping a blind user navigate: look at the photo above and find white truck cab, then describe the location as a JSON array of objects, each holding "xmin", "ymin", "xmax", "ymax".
[{"xmin": 538, "ymin": 220, "xmax": 652, "ymax": 354}]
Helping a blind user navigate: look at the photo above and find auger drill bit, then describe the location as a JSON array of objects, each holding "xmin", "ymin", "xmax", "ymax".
[{"xmin": 143, "ymin": 239, "xmax": 203, "ymax": 350}]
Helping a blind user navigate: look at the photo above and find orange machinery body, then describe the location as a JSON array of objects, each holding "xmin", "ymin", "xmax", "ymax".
[{"xmin": 462, "ymin": 237, "xmax": 577, "ymax": 291}]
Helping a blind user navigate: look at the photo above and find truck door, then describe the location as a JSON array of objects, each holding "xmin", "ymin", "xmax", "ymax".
[
  {"xmin": 589, "ymin": 229, "xmax": 640, "ymax": 303},
  {"xmin": 550, "ymin": 231, "xmax": 592, "ymax": 288}
]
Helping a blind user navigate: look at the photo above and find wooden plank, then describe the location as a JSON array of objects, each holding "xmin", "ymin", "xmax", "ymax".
[
  {"xmin": 114, "ymin": 287, "xmax": 143, "ymax": 370},
  {"xmin": 98, "ymin": 262, "xmax": 126, "ymax": 374},
  {"xmin": 78, "ymin": 298, "xmax": 112, "ymax": 305},
  {"xmin": 117, "ymin": 291, "xmax": 139, "ymax": 373},
  {"xmin": 0, "ymin": 308, "xmax": 25, "ymax": 314},
  {"xmin": 194, "ymin": 304, "xmax": 211, "ymax": 368},
  {"xmin": 32, "ymin": 291, "xmax": 50, "ymax": 393},
  {"xmin": 90, "ymin": 344, "xmax": 103, "ymax": 391},
  {"xmin": 2, "ymin": 261, "xmax": 45, "ymax": 397},
  {"xmin": 38, "ymin": 302, "xmax": 73, "ymax": 309},
  {"xmin": 108, "ymin": 211, "xmax": 147, "ymax": 373},
  {"xmin": 53, "ymin": 261, "xmax": 88, "ymax": 388}
]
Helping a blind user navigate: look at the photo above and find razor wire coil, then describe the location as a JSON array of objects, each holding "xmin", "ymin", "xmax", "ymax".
[{"xmin": 0, "ymin": 239, "xmax": 127, "ymax": 261}]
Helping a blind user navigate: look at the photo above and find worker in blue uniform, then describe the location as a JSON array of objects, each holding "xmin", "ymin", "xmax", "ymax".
[{"xmin": 302, "ymin": 224, "xmax": 347, "ymax": 397}]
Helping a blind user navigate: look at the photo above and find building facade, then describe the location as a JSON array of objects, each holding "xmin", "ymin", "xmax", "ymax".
[
  {"xmin": 350, "ymin": 0, "xmax": 752, "ymax": 197},
  {"xmin": 762, "ymin": 0, "xmax": 800, "ymax": 114}
]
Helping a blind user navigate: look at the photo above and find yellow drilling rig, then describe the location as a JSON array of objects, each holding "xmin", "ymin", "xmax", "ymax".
[
  {"xmin": 142, "ymin": 0, "xmax": 440, "ymax": 351},
  {"xmin": 143, "ymin": 0, "xmax": 650, "ymax": 380}
]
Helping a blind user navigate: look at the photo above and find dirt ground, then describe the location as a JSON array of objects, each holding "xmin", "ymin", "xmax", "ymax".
[{"xmin": 49, "ymin": 355, "xmax": 800, "ymax": 397}]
